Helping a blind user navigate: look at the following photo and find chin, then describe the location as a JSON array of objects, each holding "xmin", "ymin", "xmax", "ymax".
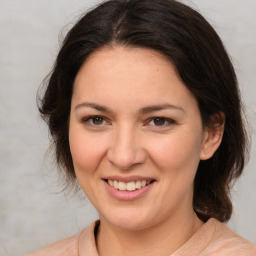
[
  {"xmin": 113, "ymin": 219, "xmax": 151, "ymax": 231},
  {"xmin": 100, "ymin": 208, "xmax": 158, "ymax": 231}
]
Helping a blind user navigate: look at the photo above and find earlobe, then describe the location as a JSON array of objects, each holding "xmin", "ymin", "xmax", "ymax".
[{"xmin": 200, "ymin": 114, "xmax": 225, "ymax": 160}]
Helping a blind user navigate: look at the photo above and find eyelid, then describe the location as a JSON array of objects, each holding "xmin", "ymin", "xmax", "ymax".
[
  {"xmin": 81, "ymin": 115, "xmax": 176, "ymax": 128},
  {"xmin": 82, "ymin": 115, "xmax": 110, "ymax": 126},
  {"xmin": 145, "ymin": 117, "xmax": 176, "ymax": 127}
]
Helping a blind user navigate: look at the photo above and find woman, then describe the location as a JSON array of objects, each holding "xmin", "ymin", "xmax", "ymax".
[{"xmin": 26, "ymin": 0, "xmax": 256, "ymax": 255}]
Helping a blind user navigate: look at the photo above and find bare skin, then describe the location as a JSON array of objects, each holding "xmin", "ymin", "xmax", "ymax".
[
  {"xmin": 96, "ymin": 209, "xmax": 203, "ymax": 256},
  {"xmin": 69, "ymin": 46, "xmax": 223, "ymax": 256}
]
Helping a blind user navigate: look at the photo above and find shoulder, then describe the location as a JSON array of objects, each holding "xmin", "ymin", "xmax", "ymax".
[
  {"xmin": 24, "ymin": 221, "xmax": 98, "ymax": 256},
  {"xmin": 24, "ymin": 233, "xmax": 79, "ymax": 256},
  {"xmin": 172, "ymin": 218, "xmax": 255, "ymax": 256},
  {"xmin": 202, "ymin": 218, "xmax": 256, "ymax": 255}
]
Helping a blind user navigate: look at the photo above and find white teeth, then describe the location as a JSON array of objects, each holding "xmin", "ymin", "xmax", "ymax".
[
  {"xmin": 114, "ymin": 180, "xmax": 118, "ymax": 189},
  {"xmin": 108, "ymin": 180, "xmax": 113, "ymax": 186},
  {"xmin": 107, "ymin": 179, "xmax": 151, "ymax": 191},
  {"xmin": 135, "ymin": 180, "xmax": 142, "ymax": 189},
  {"xmin": 118, "ymin": 181, "xmax": 127, "ymax": 191},
  {"xmin": 127, "ymin": 181, "xmax": 135, "ymax": 191}
]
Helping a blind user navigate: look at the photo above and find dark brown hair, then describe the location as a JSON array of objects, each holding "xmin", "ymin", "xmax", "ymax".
[{"xmin": 39, "ymin": 0, "xmax": 249, "ymax": 222}]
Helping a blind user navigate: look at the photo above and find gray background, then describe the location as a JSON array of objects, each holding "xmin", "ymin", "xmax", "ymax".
[{"xmin": 0, "ymin": 1, "xmax": 255, "ymax": 255}]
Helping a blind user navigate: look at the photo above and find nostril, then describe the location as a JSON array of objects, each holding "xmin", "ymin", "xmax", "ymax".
[{"xmin": 107, "ymin": 147, "xmax": 147, "ymax": 170}]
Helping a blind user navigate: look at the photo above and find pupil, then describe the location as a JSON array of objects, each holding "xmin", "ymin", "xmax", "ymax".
[
  {"xmin": 93, "ymin": 117, "xmax": 103, "ymax": 125},
  {"xmin": 154, "ymin": 118, "xmax": 165, "ymax": 126}
]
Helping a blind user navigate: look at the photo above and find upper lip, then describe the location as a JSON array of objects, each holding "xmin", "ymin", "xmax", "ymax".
[{"xmin": 102, "ymin": 175, "xmax": 156, "ymax": 183}]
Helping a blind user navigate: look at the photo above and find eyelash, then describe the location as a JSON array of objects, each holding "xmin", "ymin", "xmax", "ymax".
[
  {"xmin": 146, "ymin": 117, "xmax": 176, "ymax": 128},
  {"xmin": 82, "ymin": 115, "xmax": 176, "ymax": 128},
  {"xmin": 82, "ymin": 116, "xmax": 109, "ymax": 127}
]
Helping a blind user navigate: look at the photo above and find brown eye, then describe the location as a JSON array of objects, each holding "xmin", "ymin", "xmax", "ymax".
[
  {"xmin": 82, "ymin": 116, "xmax": 107, "ymax": 127},
  {"xmin": 92, "ymin": 116, "xmax": 104, "ymax": 125},
  {"xmin": 146, "ymin": 117, "xmax": 175, "ymax": 128},
  {"xmin": 153, "ymin": 117, "xmax": 166, "ymax": 126}
]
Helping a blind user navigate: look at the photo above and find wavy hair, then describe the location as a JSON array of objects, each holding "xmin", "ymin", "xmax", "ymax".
[{"xmin": 39, "ymin": 0, "xmax": 249, "ymax": 222}]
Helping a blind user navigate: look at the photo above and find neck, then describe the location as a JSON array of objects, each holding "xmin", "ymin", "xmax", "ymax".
[{"xmin": 96, "ymin": 211, "xmax": 203, "ymax": 256}]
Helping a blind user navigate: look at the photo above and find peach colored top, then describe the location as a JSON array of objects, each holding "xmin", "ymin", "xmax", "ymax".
[{"xmin": 25, "ymin": 218, "xmax": 256, "ymax": 256}]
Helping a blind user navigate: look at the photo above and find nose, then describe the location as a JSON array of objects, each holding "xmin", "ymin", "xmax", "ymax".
[{"xmin": 107, "ymin": 126, "xmax": 146, "ymax": 170}]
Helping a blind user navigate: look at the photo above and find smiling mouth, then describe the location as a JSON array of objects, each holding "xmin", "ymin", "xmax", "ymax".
[{"xmin": 104, "ymin": 179, "xmax": 155, "ymax": 192}]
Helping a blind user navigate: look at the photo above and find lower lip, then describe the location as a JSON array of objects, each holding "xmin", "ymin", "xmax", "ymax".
[{"xmin": 104, "ymin": 181, "xmax": 155, "ymax": 201}]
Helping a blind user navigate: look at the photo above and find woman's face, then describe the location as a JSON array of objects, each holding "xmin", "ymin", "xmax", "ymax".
[{"xmin": 69, "ymin": 46, "xmax": 211, "ymax": 230}]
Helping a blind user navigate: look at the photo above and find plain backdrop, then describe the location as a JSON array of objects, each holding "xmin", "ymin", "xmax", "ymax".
[{"xmin": 0, "ymin": 1, "xmax": 255, "ymax": 255}]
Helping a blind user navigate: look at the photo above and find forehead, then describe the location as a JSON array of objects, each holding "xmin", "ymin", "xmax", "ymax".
[
  {"xmin": 72, "ymin": 46, "xmax": 197, "ymax": 112},
  {"xmin": 75, "ymin": 46, "xmax": 176, "ymax": 82}
]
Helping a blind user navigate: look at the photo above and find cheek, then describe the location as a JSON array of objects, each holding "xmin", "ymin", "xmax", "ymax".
[
  {"xmin": 147, "ymin": 132, "xmax": 202, "ymax": 172},
  {"xmin": 69, "ymin": 129, "xmax": 108, "ymax": 174}
]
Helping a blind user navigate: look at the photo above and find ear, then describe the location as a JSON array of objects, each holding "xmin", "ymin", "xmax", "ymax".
[{"xmin": 200, "ymin": 112, "xmax": 225, "ymax": 160}]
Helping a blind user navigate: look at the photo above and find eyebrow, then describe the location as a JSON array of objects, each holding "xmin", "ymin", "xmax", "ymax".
[
  {"xmin": 74, "ymin": 102, "xmax": 113, "ymax": 113},
  {"xmin": 139, "ymin": 104, "xmax": 184, "ymax": 114},
  {"xmin": 74, "ymin": 102, "xmax": 184, "ymax": 114}
]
